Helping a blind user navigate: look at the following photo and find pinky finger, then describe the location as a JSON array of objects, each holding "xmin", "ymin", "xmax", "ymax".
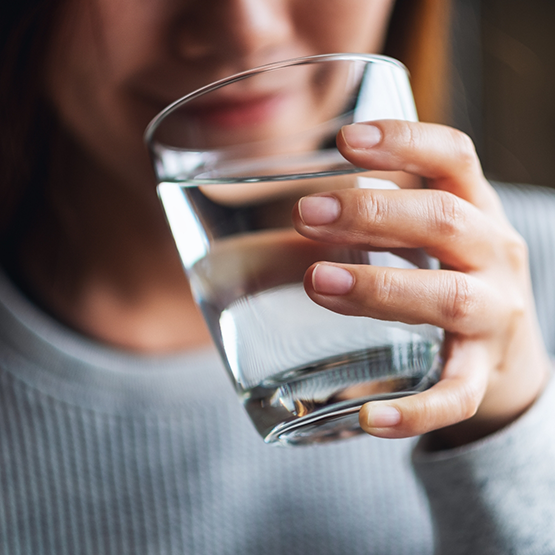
[{"xmin": 358, "ymin": 338, "xmax": 489, "ymax": 440}]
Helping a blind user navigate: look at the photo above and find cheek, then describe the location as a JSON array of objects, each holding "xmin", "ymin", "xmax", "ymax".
[
  {"xmin": 44, "ymin": 0, "xmax": 167, "ymax": 183},
  {"xmin": 292, "ymin": 0, "xmax": 395, "ymax": 54}
]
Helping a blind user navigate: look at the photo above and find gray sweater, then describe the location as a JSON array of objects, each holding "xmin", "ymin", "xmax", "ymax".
[{"xmin": 1, "ymin": 183, "xmax": 554, "ymax": 554}]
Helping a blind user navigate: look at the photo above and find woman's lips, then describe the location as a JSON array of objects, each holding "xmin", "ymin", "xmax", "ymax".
[{"xmin": 183, "ymin": 94, "xmax": 286, "ymax": 128}]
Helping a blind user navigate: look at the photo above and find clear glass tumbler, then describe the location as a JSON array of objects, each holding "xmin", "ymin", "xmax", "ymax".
[{"xmin": 145, "ymin": 53, "xmax": 444, "ymax": 446}]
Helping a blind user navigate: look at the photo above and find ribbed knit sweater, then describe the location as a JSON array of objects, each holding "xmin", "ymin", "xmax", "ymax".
[{"xmin": 1, "ymin": 183, "xmax": 555, "ymax": 554}]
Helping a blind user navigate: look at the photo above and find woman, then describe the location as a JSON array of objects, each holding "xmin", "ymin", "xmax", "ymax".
[{"xmin": 1, "ymin": 0, "xmax": 554, "ymax": 553}]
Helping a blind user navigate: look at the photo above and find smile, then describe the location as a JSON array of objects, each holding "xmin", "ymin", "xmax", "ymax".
[{"xmin": 182, "ymin": 94, "xmax": 286, "ymax": 129}]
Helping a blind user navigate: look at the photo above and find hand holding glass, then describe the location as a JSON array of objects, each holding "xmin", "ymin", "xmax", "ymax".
[{"xmin": 145, "ymin": 54, "xmax": 444, "ymax": 445}]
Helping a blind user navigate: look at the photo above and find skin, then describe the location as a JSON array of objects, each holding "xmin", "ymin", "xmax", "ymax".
[
  {"xmin": 294, "ymin": 121, "xmax": 550, "ymax": 445},
  {"xmin": 30, "ymin": 0, "xmax": 395, "ymax": 351},
  {"xmin": 24, "ymin": 0, "xmax": 550, "ymax": 445}
]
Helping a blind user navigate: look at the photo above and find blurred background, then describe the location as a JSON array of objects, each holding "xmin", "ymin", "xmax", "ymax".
[{"xmin": 451, "ymin": 0, "xmax": 555, "ymax": 188}]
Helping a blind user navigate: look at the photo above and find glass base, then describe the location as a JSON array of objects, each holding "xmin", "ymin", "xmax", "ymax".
[
  {"xmin": 243, "ymin": 345, "xmax": 442, "ymax": 446},
  {"xmin": 262, "ymin": 392, "xmax": 416, "ymax": 446}
]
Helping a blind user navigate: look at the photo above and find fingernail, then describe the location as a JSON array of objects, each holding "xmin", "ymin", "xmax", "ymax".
[
  {"xmin": 341, "ymin": 124, "xmax": 382, "ymax": 150},
  {"xmin": 299, "ymin": 196, "xmax": 340, "ymax": 226},
  {"xmin": 364, "ymin": 404, "xmax": 401, "ymax": 428},
  {"xmin": 312, "ymin": 264, "xmax": 354, "ymax": 295}
]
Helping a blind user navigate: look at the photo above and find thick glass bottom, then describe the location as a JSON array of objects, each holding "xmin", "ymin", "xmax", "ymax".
[{"xmin": 243, "ymin": 344, "xmax": 442, "ymax": 446}]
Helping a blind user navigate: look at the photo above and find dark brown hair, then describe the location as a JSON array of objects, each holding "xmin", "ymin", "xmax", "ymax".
[{"xmin": 0, "ymin": 0, "xmax": 65, "ymax": 249}]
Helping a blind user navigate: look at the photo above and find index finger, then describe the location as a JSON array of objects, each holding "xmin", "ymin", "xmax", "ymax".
[{"xmin": 337, "ymin": 120, "xmax": 503, "ymax": 214}]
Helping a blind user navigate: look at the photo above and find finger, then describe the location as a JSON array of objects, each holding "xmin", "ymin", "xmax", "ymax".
[
  {"xmin": 293, "ymin": 188, "xmax": 505, "ymax": 271},
  {"xmin": 337, "ymin": 120, "xmax": 503, "ymax": 214},
  {"xmin": 358, "ymin": 338, "xmax": 489, "ymax": 439},
  {"xmin": 305, "ymin": 262, "xmax": 503, "ymax": 335}
]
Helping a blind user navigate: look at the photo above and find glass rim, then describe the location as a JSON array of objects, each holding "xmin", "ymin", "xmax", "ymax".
[{"xmin": 143, "ymin": 52, "xmax": 408, "ymax": 146}]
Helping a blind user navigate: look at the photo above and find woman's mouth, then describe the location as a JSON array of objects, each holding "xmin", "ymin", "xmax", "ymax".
[{"xmin": 183, "ymin": 94, "xmax": 286, "ymax": 129}]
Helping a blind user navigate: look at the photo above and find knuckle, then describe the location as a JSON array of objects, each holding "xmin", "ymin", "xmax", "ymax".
[
  {"xmin": 357, "ymin": 192, "xmax": 388, "ymax": 227},
  {"xmin": 402, "ymin": 121, "xmax": 418, "ymax": 150},
  {"xmin": 510, "ymin": 291, "xmax": 527, "ymax": 321},
  {"xmin": 405, "ymin": 395, "xmax": 444, "ymax": 434},
  {"xmin": 429, "ymin": 191, "xmax": 466, "ymax": 238},
  {"xmin": 405, "ymin": 382, "xmax": 481, "ymax": 434},
  {"xmin": 442, "ymin": 273, "xmax": 475, "ymax": 325},
  {"xmin": 455, "ymin": 382, "xmax": 481, "ymax": 420},
  {"xmin": 396, "ymin": 122, "xmax": 420, "ymax": 161},
  {"xmin": 371, "ymin": 268, "xmax": 400, "ymax": 309},
  {"xmin": 496, "ymin": 231, "xmax": 529, "ymax": 321},
  {"xmin": 503, "ymin": 230, "xmax": 529, "ymax": 273},
  {"xmin": 413, "ymin": 401, "xmax": 436, "ymax": 432},
  {"xmin": 450, "ymin": 128, "xmax": 478, "ymax": 169},
  {"xmin": 504, "ymin": 286, "xmax": 527, "ymax": 328}
]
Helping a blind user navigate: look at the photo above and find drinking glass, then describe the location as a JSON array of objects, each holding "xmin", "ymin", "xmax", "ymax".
[{"xmin": 145, "ymin": 53, "xmax": 444, "ymax": 446}]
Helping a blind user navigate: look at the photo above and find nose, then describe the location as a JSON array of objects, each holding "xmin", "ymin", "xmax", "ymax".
[{"xmin": 174, "ymin": 0, "xmax": 295, "ymax": 66}]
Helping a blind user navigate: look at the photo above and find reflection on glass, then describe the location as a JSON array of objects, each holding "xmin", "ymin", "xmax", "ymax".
[{"xmin": 148, "ymin": 54, "xmax": 442, "ymax": 446}]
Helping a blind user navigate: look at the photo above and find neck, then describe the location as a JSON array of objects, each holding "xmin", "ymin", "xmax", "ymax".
[{"xmin": 12, "ymin": 144, "xmax": 212, "ymax": 353}]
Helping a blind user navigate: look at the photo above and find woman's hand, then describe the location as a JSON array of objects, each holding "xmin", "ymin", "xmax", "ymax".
[{"xmin": 292, "ymin": 120, "xmax": 551, "ymax": 448}]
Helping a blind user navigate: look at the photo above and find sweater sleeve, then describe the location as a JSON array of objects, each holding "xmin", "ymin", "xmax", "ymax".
[{"xmin": 412, "ymin": 371, "xmax": 555, "ymax": 554}]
